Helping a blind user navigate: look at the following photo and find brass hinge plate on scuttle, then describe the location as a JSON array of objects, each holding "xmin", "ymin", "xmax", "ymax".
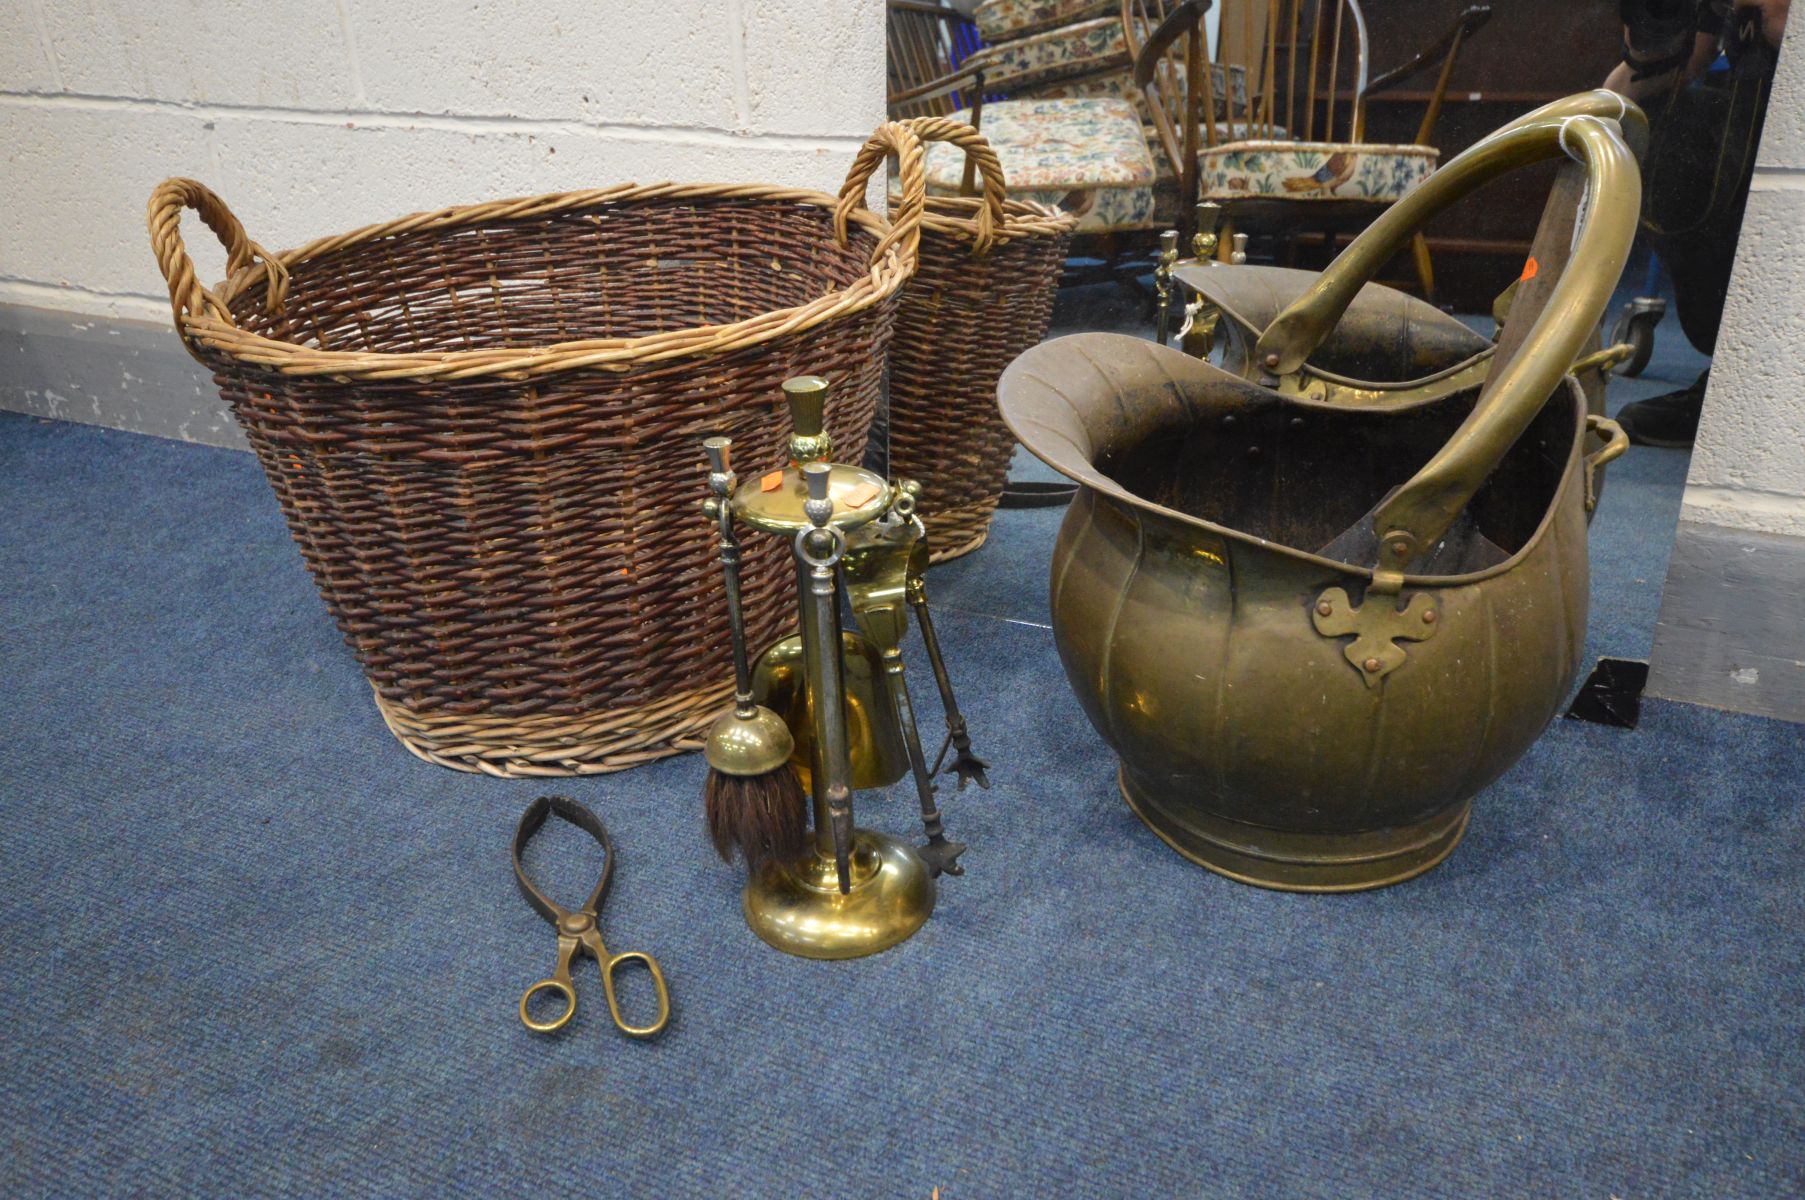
[{"xmin": 1312, "ymin": 586, "xmax": 1440, "ymax": 688}]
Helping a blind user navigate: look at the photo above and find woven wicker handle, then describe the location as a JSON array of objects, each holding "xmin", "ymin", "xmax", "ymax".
[
  {"xmin": 896, "ymin": 116, "xmax": 1010, "ymax": 255},
  {"xmin": 833, "ymin": 121, "xmax": 928, "ymax": 278},
  {"xmin": 146, "ymin": 177, "xmax": 289, "ymax": 341}
]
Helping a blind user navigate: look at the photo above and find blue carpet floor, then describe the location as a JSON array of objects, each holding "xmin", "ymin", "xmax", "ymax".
[{"xmin": 2, "ymin": 292, "xmax": 1801, "ymax": 1197}]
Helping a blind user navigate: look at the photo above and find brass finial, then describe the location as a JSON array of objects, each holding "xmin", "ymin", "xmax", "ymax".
[
  {"xmin": 783, "ymin": 376, "xmax": 833, "ymax": 464},
  {"xmin": 1193, "ymin": 202, "xmax": 1222, "ymax": 260},
  {"xmin": 703, "ymin": 435, "xmax": 734, "ymax": 497},
  {"xmin": 802, "ymin": 460, "xmax": 833, "ymax": 530}
]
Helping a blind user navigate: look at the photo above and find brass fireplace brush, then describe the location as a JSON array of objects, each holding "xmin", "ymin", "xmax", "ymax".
[{"xmin": 700, "ymin": 436, "xmax": 809, "ymax": 869}]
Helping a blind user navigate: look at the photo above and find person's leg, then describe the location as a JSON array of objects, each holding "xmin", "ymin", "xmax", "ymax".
[
  {"xmin": 1661, "ymin": 196, "xmax": 1745, "ymax": 358},
  {"xmin": 1618, "ymin": 79, "xmax": 1767, "ymax": 446},
  {"xmin": 1616, "ymin": 368, "xmax": 1712, "ymax": 447}
]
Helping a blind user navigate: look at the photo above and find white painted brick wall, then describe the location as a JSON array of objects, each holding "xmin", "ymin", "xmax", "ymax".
[
  {"xmin": 1754, "ymin": 5, "xmax": 1805, "ymax": 171},
  {"xmin": 40, "ymin": 1, "xmax": 362, "ymax": 108},
  {"xmin": 743, "ymin": 0, "xmax": 892, "ymax": 136},
  {"xmin": 350, "ymin": 2, "xmax": 742, "ymax": 128},
  {"xmin": 5, "ymin": 103, "xmax": 217, "ymax": 303},
  {"xmin": 0, "ymin": 0, "xmax": 886, "ymax": 323},
  {"xmin": 0, "ymin": 4, "xmax": 60, "ymax": 93},
  {"xmin": 1683, "ymin": 8, "xmax": 1805, "ymax": 537}
]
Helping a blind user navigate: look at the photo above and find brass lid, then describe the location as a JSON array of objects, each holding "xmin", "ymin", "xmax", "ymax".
[{"xmin": 731, "ymin": 463, "xmax": 893, "ymax": 536}]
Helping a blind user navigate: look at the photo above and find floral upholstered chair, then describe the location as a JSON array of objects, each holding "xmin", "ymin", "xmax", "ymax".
[
  {"xmin": 968, "ymin": 4, "xmax": 1133, "ymax": 102},
  {"xmin": 1127, "ymin": 0, "xmax": 1491, "ymax": 299},
  {"xmin": 919, "ymin": 97, "xmax": 1158, "ymax": 234},
  {"xmin": 969, "ymin": 0, "xmax": 1219, "ymax": 118},
  {"xmin": 888, "ymin": 1, "xmax": 1159, "ymax": 236},
  {"xmin": 963, "ymin": 0, "xmax": 1269, "ymax": 225},
  {"xmin": 974, "ymin": 0, "xmax": 1120, "ymax": 45}
]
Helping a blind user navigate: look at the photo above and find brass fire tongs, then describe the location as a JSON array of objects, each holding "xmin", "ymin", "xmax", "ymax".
[
  {"xmin": 513, "ymin": 795, "xmax": 671, "ymax": 1038},
  {"xmin": 909, "ymin": 568, "xmax": 990, "ymax": 794}
]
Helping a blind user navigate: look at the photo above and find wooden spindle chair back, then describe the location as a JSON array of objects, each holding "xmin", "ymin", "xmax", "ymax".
[
  {"xmin": 1128, "ymin": 1, "xmax": 1486, "ymax": 243},
  {"xmin": 888, "ymin": 0, "xmax": 969, "ymax": 119},
  {"xmin": 1127, "ymin": 1, "xmax": 1370, "ymax": 158},
  {"xmin": 1207, "ymin": 0, "xmax": 1485, "ymax": 149},
  {"xmin": 1123, "ymin": 0, "xmax": 1194, "ymax": 180},
  {"xmin": 1290, "ymin": 0, "xmax": 1370, "ymax": 144}
]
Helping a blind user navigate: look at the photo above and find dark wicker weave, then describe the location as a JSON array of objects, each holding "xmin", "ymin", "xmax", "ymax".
[
  {"xmin": 147, "ymin": 124, "xmax": 927, "ymax": 776},
  {"xmin": 875, "ymin": 117, "xmax": 1074, "ymax": 562}
]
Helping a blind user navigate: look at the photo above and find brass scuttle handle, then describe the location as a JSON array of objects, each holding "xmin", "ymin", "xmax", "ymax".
[
  {"xmin": 1258, "ymin": 104, "xmax": 1642, "ymax": 576},
  {"xmin": 1584, "ymin": 414, "xmax": 1629, "ymax": 513},
  {"xmin": 1256, "ymin": 90, "xmax": 1647, "ymax": 378}
]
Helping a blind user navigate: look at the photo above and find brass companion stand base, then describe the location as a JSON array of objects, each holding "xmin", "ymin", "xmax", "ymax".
[
  {"xmin": 1119, "ymin": 768, "xmax": 1470, "ymax": 893},
  {"xmin": 743, "ymin": 830, "xmax": 936, "ymax": 959}
]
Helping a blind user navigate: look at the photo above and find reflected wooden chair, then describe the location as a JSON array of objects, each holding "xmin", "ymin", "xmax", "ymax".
[
  {"xmin": 889, "ymin": 0, "xmax": 983, "ymax": 121},
  {"xmin": 1127, "ymin": 0, "xmax": 1491, "ymax": 298},
  {"xmin": 961, "ymin": 0, "xmax": 1237, "ymax": 227},
  {"xmin": 887, "ymin": 0, "xmax": 1160, "ymax": 241}
]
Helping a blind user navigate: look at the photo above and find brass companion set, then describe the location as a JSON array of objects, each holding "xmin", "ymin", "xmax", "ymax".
[
  {"xmin": 147, "ymin": 92, "xmax": 1646, "ymax": 1027},
  {"xmin": 699, "ymin": 376, "xmax": 986, "ymax": 960}
]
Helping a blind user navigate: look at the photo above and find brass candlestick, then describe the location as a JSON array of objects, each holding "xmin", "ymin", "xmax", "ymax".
[
  {"xmin": 1176, "ymin": 201, "xmax": 1225, "ymax": 357},
  {"xmin": 1154, "ymin": 229, "xmax": 1179, "ymax": 346}
]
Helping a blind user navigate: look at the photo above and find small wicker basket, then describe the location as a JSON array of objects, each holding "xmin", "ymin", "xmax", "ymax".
[
  {"xmin": 873, "ymin": 117, "xmax": 1075, "ymax": 563},
  {"xmin": 147, "ymin": 123, "xmax": 927, "ymax": 776}
]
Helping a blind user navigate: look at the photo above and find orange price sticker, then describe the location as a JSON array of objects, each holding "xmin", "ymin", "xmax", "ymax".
[
  {"xmin": 843, "ymin": 481, "xmax": 881, "ymax": 509},
  {"xmin": 759, "ymin": 470, "xmax": 785, "ymax": 492}
]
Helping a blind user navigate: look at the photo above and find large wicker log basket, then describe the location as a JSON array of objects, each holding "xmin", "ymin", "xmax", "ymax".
[{"xmin": 147, "ymin": 123, "xmax": 927, "ymax": 776}]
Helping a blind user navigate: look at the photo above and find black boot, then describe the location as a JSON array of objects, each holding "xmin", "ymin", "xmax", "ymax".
[{"xmin": 1616, "ymin": 369, "xmax": 1708, "ymax": 448}]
